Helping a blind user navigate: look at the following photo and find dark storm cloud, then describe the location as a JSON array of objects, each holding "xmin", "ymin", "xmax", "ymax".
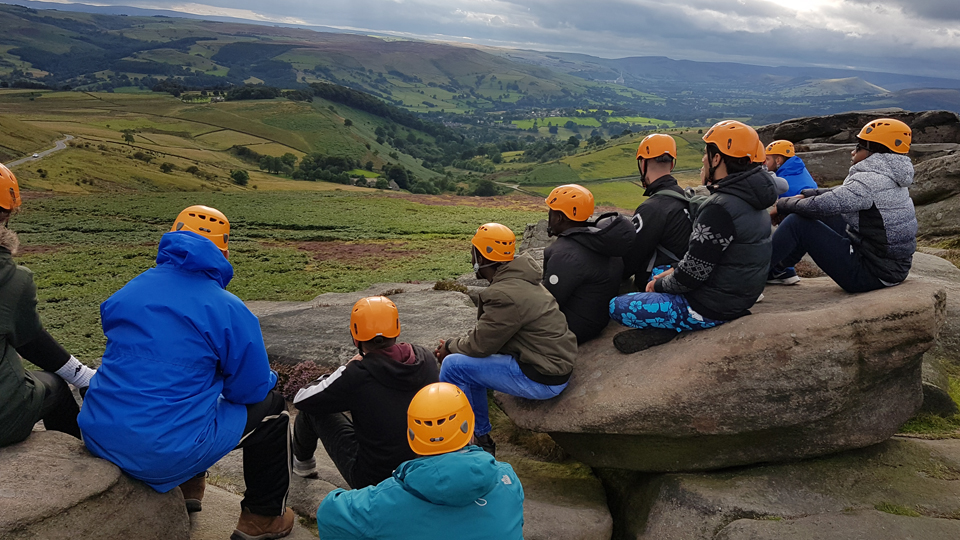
[{"xmin": 29, "ymin": 0, "xmax": 960, "ymax": 78}]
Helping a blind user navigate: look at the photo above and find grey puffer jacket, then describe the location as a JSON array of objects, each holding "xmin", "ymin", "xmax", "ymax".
[{"xmin": 777, "ymin": 153, "xmax": 917, "ymax": 284}]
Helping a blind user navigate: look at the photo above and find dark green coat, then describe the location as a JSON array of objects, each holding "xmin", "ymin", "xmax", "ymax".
[
  {"xmin": 0, "ymin": 249, "xmax": 45, "ymax": 447},
  {"xmin": 447, "ymin": 253, "xmax": 578, "ymax": 385}
]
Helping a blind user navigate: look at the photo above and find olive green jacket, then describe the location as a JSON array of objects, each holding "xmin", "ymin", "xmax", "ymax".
[
  {"xmin": 0, "ymin": 249, "xmax": 45, "ymax": 447},
  {"xmin": 447, "ymin": 253, "xmax": 578, "ymax": 385}
]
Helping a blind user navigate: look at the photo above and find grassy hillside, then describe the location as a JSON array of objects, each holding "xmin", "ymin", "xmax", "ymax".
[
  {"xmin": 0, "ymin": 107, "xmax": 60, "ymax": 162},
  {"xmin": 0, "ymin": 89, "xmax": 440, "ymax": 192},
  {"xmin": 0, "ymin": 4, "xmax": 659, "ymax": 113}
]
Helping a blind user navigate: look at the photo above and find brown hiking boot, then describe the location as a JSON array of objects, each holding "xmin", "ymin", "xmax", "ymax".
[
  {"xmin": 178, "ymin": 474, "xmax": 206, "ymax": 513},
  {"xmin": 230, "ymin": 507, "xmax": 295, "ymax": 540}
]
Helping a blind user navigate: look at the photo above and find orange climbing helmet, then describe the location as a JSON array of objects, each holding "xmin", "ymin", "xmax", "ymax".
[
  {"xmin": 0, "ymin": 164, "xmax": 20, "ymax": 211},
  {"xmin": 407, "ymin": 382, "xmax": 475, "ymax": 456},
  {"xmin": 171, "ymin": 205, "xmax": 230, "ymax": 251},
  {"xmin": 350, "ymin": 296, "xmax": 401, "ymax": 342},
  {"xmin": 765, "ymin": 140, "xmax": 795, "ymax": 158},
  {"xmin": 545, "ymin": 184, "xmax": 594, "ymax": 221},
  {"xmin": 636, "ymin": 134, "xmax": 677, "ymax": 160},
  {"xmin": 857, "ymin": 118, "xmax": 911, "ymax": 154},
  {"xmin": 702, "ymin": 120, "xmax": 762, "ymax": 160},
  {"xmin": 471, "ymin": 223, "xmax": 515, "ymax": 262},
  {"xmin": 752, "ymin": 140, "xmax": 767, "ymax": 163}
]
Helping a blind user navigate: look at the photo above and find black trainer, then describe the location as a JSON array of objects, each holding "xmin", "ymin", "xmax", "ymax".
[
  {"xmin": 475, "ymin": 433, "xmax": 496, "ymax": 458},
  {"xmin": 613, "ymin": 328, "xmax": 678, "ymax": 354}
]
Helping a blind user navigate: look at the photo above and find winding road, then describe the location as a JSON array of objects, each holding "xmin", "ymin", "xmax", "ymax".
[{"xmin": 7, "ymin": 135, "xmax": 74, "ymax": 168}]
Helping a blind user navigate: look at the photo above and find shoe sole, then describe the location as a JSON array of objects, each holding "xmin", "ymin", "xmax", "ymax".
[
  {"xmin": 766, "ymin": 276, "xmax": 800, "ymax": 285},
  {"xmin": 230, "ymin": 529, "xmax": 292, "ymax": 540},
  {"xmin": 292, "ymin": 469, "xmax": 319, "ymax": 479},
  {"xmin": 184, "ymin": 499, "xmax": 202, "ymax": 513}
]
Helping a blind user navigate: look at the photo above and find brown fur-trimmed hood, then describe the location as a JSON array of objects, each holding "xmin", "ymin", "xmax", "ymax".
[{"xmin": 0, "ymin": 226, "xmax": 19, "ymax": 255}]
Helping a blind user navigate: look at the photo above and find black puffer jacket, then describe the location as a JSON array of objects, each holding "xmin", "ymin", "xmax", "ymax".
[
  {"xmin": 623, "ymin": 175, "xmax": 693, "ymax": 284},
  {"xmin": 656, "ymin": 166, "xmax": 777, "ymax": 320},
  {"xmin": 543, "ymin": 213, "xmax": 635, "ymax": 343}
]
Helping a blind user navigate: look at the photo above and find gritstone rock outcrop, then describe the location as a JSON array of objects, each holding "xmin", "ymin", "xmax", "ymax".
[
  {"xmin": 498, "ymin": 273, "xmax": 945, "ymax": 472},
  {"xmin": 0, "ymin": 431, "xmax": 189, "ymax": 540}
]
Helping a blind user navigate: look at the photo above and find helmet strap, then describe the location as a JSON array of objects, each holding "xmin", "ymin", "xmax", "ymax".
[{"xmin": 638, "ymin": 158, "xmax": 647, "ymax": 186}]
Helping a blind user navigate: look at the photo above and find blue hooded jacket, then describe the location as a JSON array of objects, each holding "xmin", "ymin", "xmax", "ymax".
[
  {"xmin": 776, "ymin": 156, "xmax": 818, "ymax": 198},
  {"xmin": 78, "ymin": 231, "xmax": 276, "ymax": 492},
  {"xmin": 317, "ymin": 446, "xmax": 524, "ymax": 539}
]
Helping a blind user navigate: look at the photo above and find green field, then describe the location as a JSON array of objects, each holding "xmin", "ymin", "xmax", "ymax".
[
  {"xmin": 14, "ymin": 191, "xmax": 544, "ymax": 361},
  {"xmin": 511, "ymin": 116, "xmax": 674, "ymax": 130},
  {"xmin": 0, "ymin": 90, "xmax": 438, "ymax": 192}
]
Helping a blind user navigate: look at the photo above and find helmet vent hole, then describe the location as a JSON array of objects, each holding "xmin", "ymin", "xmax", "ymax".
[
  {"xmin": 415, "ymin": 419, "xmax": 422, "ymax": 425},
  {"xmin": 430, "ymin": 437, "xmax": 444, "ymax": 442},
  {"xmin": 425, "ymin": 420, "xmax": 433, "ymax": 426},
  {"xmin": 449, "ymin": 414, "xmax": 456, "ymax": 420},
  {"xmin": 437, "ymin": 418, "xmax": 446, "ymax": 426}
]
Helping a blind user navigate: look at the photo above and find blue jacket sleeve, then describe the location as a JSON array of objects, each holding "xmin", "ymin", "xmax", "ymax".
[
  {"xmin": 214, "ymin": 300, "xmax": 277, "ymax": 405},
  {"xmin": 317, "ymin": 488, "xmax": 377, "ymax": 539}
]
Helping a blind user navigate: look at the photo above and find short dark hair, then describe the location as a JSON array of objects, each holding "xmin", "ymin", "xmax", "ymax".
[
  {"xmin": 706, "ymin": 143, "xmax": 755, "ymax": 175},
  {"xmin": 653, "ymin": 154, "xmax": 675, "ymax": 164},
  {"xmin": 361, "ymin": 336, "xmax": 397, "ymax": 350},
  {"xmin": 857, "ymin": 137, "xmax": 893, "ymax": 154}
]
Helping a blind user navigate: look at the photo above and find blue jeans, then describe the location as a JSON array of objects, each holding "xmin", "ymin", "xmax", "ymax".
[
  {"xmin": 772, "ymin": 214, "xmax": 884, "ymax": 293},
  {"xmin": 439, "ymin": 354, "xmax": 567, "ymax": 437},
  {"xmin": 609, "ymin": 292, "xmax": 723, "ymax": 332}
]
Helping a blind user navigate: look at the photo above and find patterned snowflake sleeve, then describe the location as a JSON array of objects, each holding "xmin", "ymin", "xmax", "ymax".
[{"xmin": 656, "ymin": 204, "xmax": 736, "ymax": 294}]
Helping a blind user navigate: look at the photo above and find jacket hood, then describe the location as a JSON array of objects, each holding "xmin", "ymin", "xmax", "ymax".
[
  {"xmin": 492, "ymin": 252, "xmax": 541, "ymax": 285},
  {"xmin": 361, "ymin": 344, "xmax": 437, "ymax": 392},
  {"xmin": 561, "ymin": 212, "xmax": 635, "ymax": 257},
  {"xmin": 711, "ymin": 165, "xmax": 778, "ymax": 210},
  {"xmin": 156, "ymin": 231, "xmax": 234, "ymax": 289},
  {"xmin": 0, "ymin": 226, "xmax": 19, "ymax": 255},
  {"xmin": 394, "ymin": 446, "xmax": 500, "ymax": 507},
  {"xmin": 850, "ymin": 153, "xmax": 914, "ymax": 188},
  {"xmin": 778, "ymin": 156, "xmax": 807, "ymax": 177}
]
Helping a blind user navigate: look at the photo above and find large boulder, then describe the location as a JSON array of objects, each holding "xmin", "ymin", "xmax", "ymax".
[
  {"xmin": 598, "ymin": 437, "xmax": 960, "ymax": 540},
  {"xmin": 913, "ymin": 153, "xmax": 960, "ymax": 239},
  {"xmin": 499, "ymin": 275, "xmax": 944, "ymax": 472},
  {"xmin": 0, "ymin": 431, "xmax": 189, "ymax": 540},
  {"xmin": 250, "ymin": 283, "xmax": 477, "ymax": 369},
  {"xmin": 520, "ymin": 219, "xmax": 555, "ymax": 252},
  {"xmin": 758, "ymin": 109, "xmax": 960, "ymax": 146},
  {"xmin": 912, "ymin": 152, "xmax": 960, "ymax": 207}
]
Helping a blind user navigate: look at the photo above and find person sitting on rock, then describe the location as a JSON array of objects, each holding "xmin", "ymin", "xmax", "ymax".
[
  {"xmin": 767, "ymin": 118, "xmax": 917, "ymax": 291},
  {"xmin": 316, "ymin": 382, "xmax": 523, "ymax": 540},
  {"xmin": 291, "ymin": 295, "xmax": 439, "ymax": 488},
  {"xmin": 610, "ymin": 121, "xmax": 777, "ymax": 354},
  {"xmin": 542, "ymin": 184, "xmax": 634, "ymax": 343},
  {"xmin": 765, "ymin": 140, "xmax": 817, "ymax": 199},
  {"xmin": 621, "ymin": 133, "xmax": 695, "ymax": 290},
  {"xmin": 78, "ymin": 205, "xmax": 295, "ymax": 540},
  {"xmin": 1, "ymin": 164, "xmax": 96, "ymax": 448},
  {"xmin": 435, "ymin": 223, "xmax": 576, "ymax": 456}
]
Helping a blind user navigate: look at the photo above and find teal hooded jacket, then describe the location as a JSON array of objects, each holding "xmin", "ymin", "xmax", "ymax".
[{"xmin": 317, "ymin": 446, "xmax": 524, "ymax": 539}]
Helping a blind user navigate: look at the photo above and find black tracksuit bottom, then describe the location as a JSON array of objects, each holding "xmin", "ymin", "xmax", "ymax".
[{"xmin": 232, "ymin": 389, "xmax": 291, "ymax": 516}]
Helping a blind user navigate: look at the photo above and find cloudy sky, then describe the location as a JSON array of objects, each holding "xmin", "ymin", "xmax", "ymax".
[{"xmin": 32, "ymin": 0, "xmax": 960, "ymax": 79}]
